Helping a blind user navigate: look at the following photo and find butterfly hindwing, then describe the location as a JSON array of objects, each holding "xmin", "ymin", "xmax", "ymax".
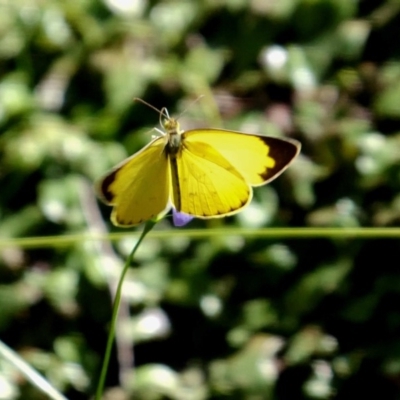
[
  {"xmin": 96, "ymin": 137, "xmax": 170, "ymax": 226},
  {"xmin": 170, "ymin": 140, "xmax": 251, "ymax": 218},
  {"xmin": 183, "ymin": 129, "xmax": 300, "ymax": 186}
]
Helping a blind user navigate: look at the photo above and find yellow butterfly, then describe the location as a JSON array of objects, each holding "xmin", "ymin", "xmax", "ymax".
[{"xmin": 96, "ymin": 104, "xmax": 301, "ymax": 227}]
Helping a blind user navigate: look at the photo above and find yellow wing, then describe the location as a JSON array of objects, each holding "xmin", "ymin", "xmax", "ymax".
[
  {"xmin": 170, "ymin": 139, "xmax": 251, "ymax": 218},
  {"xmin": 96, "ymin": 137, "xmax": 170, "ymax": 227},
  {"xmin": 182, "ymin": 129, "xmax": 301, "ymax": 186}
]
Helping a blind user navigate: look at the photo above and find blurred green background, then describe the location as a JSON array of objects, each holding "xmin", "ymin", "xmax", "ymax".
[{"xmin": 1, "ymin": 0, "xmax": 400, "ymax": 399}]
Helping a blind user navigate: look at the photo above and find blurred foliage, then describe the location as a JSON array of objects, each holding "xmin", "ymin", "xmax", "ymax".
[{"xmin": 1, "ymin": 0, "xmax": 400, "ymax": 399}]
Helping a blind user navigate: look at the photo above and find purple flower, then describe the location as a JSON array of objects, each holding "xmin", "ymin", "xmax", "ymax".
[{"xmin": 172, "ymin": 209, "xmax": 193, "ymax": 227}]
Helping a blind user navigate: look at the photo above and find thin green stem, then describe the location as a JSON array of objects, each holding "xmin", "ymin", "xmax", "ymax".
[
  {"xmin": 95, "ymin": 219, "xmax": 157, "ymax": 400},
  {"xmin": 1, "ymin": 227, "xmax": 400, "ymax": 249}
]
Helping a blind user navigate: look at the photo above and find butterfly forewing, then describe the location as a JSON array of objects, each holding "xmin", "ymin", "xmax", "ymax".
[
  {"xmin": 170, "ymin": 140, "xmax": 251, "ymax": 218},
  {"xmin": 183, "ymin": 129, "xmax": 300, "ymax": 186},
  {"xmin": 96, "ymin": 137, "xmax": 170, "ymax": 226}
]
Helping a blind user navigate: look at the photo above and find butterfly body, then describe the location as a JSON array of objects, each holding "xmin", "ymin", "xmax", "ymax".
[{"xmin": 96, "ymin": 108, "xmax": 301, "ymax": 227}]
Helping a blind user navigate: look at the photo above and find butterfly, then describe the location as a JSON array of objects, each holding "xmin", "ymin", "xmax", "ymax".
[{"xmin": 96, "ymin": 103, "xmax": 301, "ymax": 227}]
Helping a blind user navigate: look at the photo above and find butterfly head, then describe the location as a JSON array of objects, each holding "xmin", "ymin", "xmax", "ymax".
[
  {"xmin": 158, "ymin": 108, "xmax": 182, "ymax": 153},
  {"xmin": 162, "ymin": 116, "xmax": 180, "ymax": 136}
]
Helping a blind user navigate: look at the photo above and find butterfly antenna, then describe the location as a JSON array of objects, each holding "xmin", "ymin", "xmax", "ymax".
[
  {"xmin": 176, "ymin": 95, "xmax": 205, "ymax": 120},
  {"xmin": 133, "ymin": 98, "xmax": 170, "ymax": 120}
]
